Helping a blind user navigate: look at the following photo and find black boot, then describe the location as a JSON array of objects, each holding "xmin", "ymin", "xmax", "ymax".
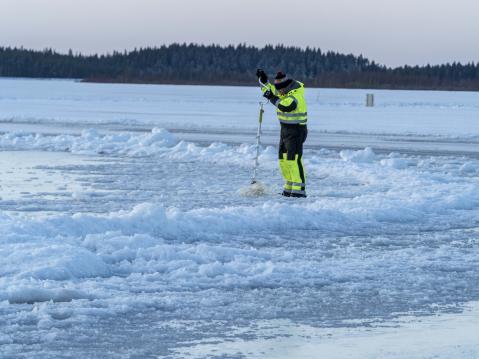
[
  {"xmin": 282, "ymin": 190, "xmax": 291, "ymax": 197},
  {"xmin": 290, "ymin": 192, "xmax": 307, "ymax": 198}
]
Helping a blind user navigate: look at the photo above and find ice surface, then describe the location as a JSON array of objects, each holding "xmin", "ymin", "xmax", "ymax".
[
  {"xmin": 2, "ymin": 78, "xmax": 479, "ymax": 138},
  {"xmin": 1, "ymin": 78, "xmax": 479, "ymax": 358},
  {"xmin": 172, "ymin": 302, "xmax": 479, "ymax": 358}
]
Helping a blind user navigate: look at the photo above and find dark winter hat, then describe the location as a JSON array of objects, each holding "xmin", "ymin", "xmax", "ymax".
[
  {"xmin": 274, "ymin": 71, "xmax": 292, "ymax": 90},
  {"xmin": 275, "ymin": 71, "xmax": 287, "ymax": 81}
]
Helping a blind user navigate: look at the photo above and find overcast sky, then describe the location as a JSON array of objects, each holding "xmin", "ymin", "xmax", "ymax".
[{"xmin": 1, "ymin": 0, "xmax": 478, "ymax": 67}]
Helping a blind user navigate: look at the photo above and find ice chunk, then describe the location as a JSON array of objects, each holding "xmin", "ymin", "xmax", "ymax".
[
  {"xmin": 380, "ymin": 158, "xmax": 409, "ymax": 169},
  {"xmin": 7, "ymin": 287, "xmax": 88, "ymax": 304},
  {"xmin": 460, "ymin": 162, "xmax": 478, "ymax": 174},
  {"xmin": 340, "ymin": 147, "xmax": 376, "ymax": 163}
]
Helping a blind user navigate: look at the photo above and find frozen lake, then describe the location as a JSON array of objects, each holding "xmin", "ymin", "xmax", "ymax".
[{"xmin": 1, "ymin": 78, "xmax": 479, "ymax": 358}]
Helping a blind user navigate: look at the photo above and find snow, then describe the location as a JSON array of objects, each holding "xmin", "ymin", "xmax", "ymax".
[{"xmin": 1, "ymin": 78, "xmax": 479, "ymax": 358}]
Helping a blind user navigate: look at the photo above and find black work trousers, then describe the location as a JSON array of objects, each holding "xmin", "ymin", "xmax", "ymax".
[{"xmin": 278, "ymin": 124, "xmax": 307, "ymax": 195}]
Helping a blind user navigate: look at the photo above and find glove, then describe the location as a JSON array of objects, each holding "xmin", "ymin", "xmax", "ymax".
[
  {"xmin": 256, "ymin": 68, "xmax": 268, "ymax": 84},
  {"xmin": 263, "ymin": 89, "xmax": 274, "ymax": 100},
  {"xmin": 263, "ymin": 90, "xmax": 279, "ymax": 104}
]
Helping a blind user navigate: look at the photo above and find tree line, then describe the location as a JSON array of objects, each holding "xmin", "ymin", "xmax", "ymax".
[{"xmin": 1, "ymin": 44, "xmax": 478, "ymax": 90}]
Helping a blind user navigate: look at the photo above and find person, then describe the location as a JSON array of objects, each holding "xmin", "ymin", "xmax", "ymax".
[{"xmin": 256, "ymin": 69, "xmax": 308, "ymax": 198}]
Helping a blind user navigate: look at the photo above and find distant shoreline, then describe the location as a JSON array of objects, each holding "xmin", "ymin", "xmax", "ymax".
[
  {"xmin": 2, "ymin": 44, "xmax": 478, "ymax": 92},
  {"xmin": 81, "ymin": 78, "xmax": 479, "ymax": 92},
  {"xmin": 1, "ymin": 76, "xmax": 478, "ymax": 92}
]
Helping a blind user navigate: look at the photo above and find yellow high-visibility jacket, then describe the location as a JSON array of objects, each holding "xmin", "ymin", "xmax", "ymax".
[{"xmin": 262, "ymin": 81, "xmax": 307, "ymax": 125}]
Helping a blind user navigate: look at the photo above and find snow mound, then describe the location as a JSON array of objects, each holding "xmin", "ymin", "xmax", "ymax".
[
  {"xmin": 2, "ymin": 182, "xmax": 479, "ymax": 244},
  {"xmin": 340, "ymin": 147, "xmax": 376, "ymax": 163},
  {"xmin": 16, "ymin": 245, "xmax": 111, "ymax": 281},
  {"xmin": 0, "ymin": 127, "xmax": 178, "ymax": 156}
]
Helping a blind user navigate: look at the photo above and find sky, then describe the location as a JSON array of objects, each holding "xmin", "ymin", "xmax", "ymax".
[{"xmin": 1, "ymin": 0, "xmax": 478, "ymax": 67}]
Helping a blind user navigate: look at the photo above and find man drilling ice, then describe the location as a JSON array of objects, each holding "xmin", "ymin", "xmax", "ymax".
[{"xmin": 256, "ymin": 69, "xmax": 308, "ymax": 198}]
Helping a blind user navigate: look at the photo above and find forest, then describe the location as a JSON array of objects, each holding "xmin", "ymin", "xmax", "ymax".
[{"xmin": 1, "ymin": 44, "xmax": 478, "ymax": 90}]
